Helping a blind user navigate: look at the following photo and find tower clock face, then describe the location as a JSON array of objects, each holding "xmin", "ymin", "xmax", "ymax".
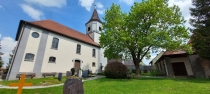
[{"xmin": 32, "ymin": 32, "xmax": 39, "ymax": 38}]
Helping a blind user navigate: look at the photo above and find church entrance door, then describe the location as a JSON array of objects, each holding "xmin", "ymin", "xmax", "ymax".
[{"xmin": 74, "ymin": 60, "xmax": 80, "ymax": 75}]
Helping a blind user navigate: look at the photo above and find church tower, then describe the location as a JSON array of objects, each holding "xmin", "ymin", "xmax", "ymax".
[{"xmin": 86, "ymin": 7, "xmax": 103, "ymax": 44}]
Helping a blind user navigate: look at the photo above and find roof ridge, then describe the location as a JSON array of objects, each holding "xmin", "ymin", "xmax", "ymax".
[{"xmin": 29, "ymin": 19, "xmax": 52, "ymax": 23}]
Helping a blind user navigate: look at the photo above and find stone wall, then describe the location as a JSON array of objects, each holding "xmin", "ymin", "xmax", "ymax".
[
  {"xmin": 199, "ymin": 58, "xmax": 210, "ymax": 78},
  {"xmin": 188, "ymin": 55, "xmax": 206, "ymax": 78},
  {"xmin": 164, "ymin": 57, "xmax": 174, "ymax": 77}
]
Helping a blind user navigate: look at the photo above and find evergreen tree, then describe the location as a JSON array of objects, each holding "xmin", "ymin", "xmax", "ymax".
[{"xmin": 190, "ymin": 0, "xmax": 210, "ymax": 60}]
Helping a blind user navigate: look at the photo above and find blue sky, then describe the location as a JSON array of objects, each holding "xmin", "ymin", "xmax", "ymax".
[{"xmin": 0, "ymin": 0, "xmax": 193, "ymax": 67}]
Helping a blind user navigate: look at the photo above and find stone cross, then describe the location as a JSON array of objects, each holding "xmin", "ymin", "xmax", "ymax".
[{"xmin": 9, "ymin": 74, "xmax": 32, "ymax": 94}]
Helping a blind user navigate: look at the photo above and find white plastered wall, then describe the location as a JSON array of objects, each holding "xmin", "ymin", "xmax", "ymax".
[
  {"xmin": 19, "ymin": 27, "xmax": 42, "ymax": 72},
  {"xmin": 99, "ymin": 48, "xmax": 107, "ymax": 70},
  {"xmin": 41, "ymin": 32, "xmax": 99, "ymax": 73}
]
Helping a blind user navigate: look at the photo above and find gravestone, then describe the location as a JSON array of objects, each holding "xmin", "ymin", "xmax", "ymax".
[
  {"xmin": 58, "ymin": 72, "xmax": 62, "ymax": 81},
  {"xmin": 63, "ymin": 79, "xmax": 84, "ymax": 94},
  {"xmin": 71, "ymin": 68, "xmax": 75, "ymax": 76},
  {"xmin": 78, "ymin": 70, "xmax": 82, "ymax": 78},
  {"xmin": 66, "ymin": 71, "xmax": 71, "ymax": 79},
  {"xmin": 82, "ymin": 70, "xmax": 88, "ymax": 78}
]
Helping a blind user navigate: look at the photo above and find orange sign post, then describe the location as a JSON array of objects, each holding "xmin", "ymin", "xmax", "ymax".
[{"xmin": 9, "ymin": 74, "xmax": 32, "ymax": 94}]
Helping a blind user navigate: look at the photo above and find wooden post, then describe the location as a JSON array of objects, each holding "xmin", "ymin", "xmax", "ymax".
[{"xmin": 9, "ymin": 74, "xmax": 32, "ymax": 94}]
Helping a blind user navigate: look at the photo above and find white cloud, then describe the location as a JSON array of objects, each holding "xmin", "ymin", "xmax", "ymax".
[
  {"xmin": 168, "ymin": 0, "xmax": 192, "ymax": 28},
  {"xmin": 1, "ymin": 37, "xmax": 17, "ymax": 67},
  {"xmin": 120, "ymin": 0, "xmax": 134, "ymax": 5},
  {"xmin": 96, "ymin": 2, "xmax": 103, "ymax": 9},
  {"xmin": 96, "ymin": 2, "xmax": 105, "ymax": 15},
  {"xmin": 79, "ymin": 0, "xmax": 94, "ymax": 11},
  {"xmin": 24, "ymin": 0, "xmax": 66, "ymax": 8},
  {"xmin": 20, "ymin": 4, "xmax": 44, "ymax": 20},
  {"xmin": 97, "ymin": 9, "xmax": 105, "ymax": 15}
]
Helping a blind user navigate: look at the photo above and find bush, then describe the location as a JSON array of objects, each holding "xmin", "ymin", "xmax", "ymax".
[
  {"xmin": 97, "ymin": 72, "xmax": 104, "ymax": 75},
  {"xmin": 131, "ymin": 69, "xmax": 136, "ymax": 73},
  {"xmin": 104, "ymin": 62, "xmax": 128, "ymax": 79}
]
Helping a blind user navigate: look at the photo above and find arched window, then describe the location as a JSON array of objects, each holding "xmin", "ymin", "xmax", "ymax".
[
  {"xmin": 92, "ymin": 49, "xmax": 96, "ymax": 57},
  {"xmin": 92, "ymin": 62, "xmax": 96, "ymax": 67},
  {"xmin": 51, "ymin": 37, "xmax": 59, "ymax": 49},
  {"xmin": 99, "ymin": 27, "xmax": 102, "ymax": 31},
  {"xmin": 76, "ymin": 44, "xmax": 81, "ymax": 54},
  {"xmin": 49, "ymin": 57, "xmax": 56, "ymax": 63},
  {"xmin": 24, "ymin": 53, "xmax": 35, "ymax": 61}
]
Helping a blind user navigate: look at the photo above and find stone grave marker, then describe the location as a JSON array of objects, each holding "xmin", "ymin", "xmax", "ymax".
[
  {"xmin": 63, "ymin": 78, "xmax": 84, "ymax": 94},
  {"xmin": 77, "ymin": 69, "xmax": 82, "ymax": 78},
  {"xmin": 66, "ymin": 71, "xmax": 71, "ymax": 79},
  {"xmin": 82, "ymin": 70, "xmax": 88, "ymax": 78},
  {"xmin": 58, "ymin": 72, "xmax": 62, "ymax": 81}
]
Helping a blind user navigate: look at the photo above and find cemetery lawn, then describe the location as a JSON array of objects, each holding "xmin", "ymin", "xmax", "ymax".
[
  {"xmin": 0, "ymin": 77, "xmax": 210, "ymax": 94},
  {"xmin": 0, "ymin": 76, "xmax": 66, "ymax": 86}
]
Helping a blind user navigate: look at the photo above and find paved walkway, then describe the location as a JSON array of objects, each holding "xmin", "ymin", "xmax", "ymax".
[{"xmin": 0, "ymin": 76, "xmax": 104, "ymax": 89}]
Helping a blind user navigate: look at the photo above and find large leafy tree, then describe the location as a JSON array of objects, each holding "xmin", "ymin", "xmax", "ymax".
[
  {"xmin": 100, "ymin": 0, "xmax": 191, "ymax": 75},
  {"xmin": 190, "ymin": 0, "xmax": 210, "ymax": 60}
]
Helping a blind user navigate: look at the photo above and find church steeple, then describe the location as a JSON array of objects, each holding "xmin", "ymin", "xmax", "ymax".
[
  {"xmin": 85, "ymin": 7, "xmax": 103, "ymax": 44},
  {"xmin": 86, "ymin": 8, "xmax": 102, "ymax": 25}
]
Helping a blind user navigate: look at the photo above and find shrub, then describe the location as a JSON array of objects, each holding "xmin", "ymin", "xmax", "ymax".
[
  {"xmin": 104, "ymin": 62, "xmax": 128, "ymax": 79},
  {"xmin": 97, "ymin": 72, "xmax": 104, "ymax": 75},
  {"xmin": 131, "ymin": 69, "xmax": 136, "ymax": 73}
]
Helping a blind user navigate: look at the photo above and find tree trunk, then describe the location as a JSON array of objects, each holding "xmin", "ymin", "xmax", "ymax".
[
  {"xmin": 135, "ymin": 63, "xmax": 140, "ymax": 76},
  {"xmin": 133, "ymin": 58, "xmax": 140, "ymax": 76}
]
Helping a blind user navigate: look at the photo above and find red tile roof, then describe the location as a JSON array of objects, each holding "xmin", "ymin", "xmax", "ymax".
[
  {"xmin": 163, "ymin": 50, "xmax": 187, "ymax": 55},
  {"xmin": 22, "ymin": 20, "xmax": 99, "ymax": 47}
]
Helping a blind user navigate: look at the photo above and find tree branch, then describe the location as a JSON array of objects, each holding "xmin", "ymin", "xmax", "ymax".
[
  {"xmin": 139, "ymin": 45, "xmax": 152, "ymax": 61},
  {"xmin": 137, "ymin": 48, "xmax": 142, "ymax": 59}
]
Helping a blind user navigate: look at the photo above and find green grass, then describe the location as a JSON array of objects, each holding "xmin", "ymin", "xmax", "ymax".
[
  {"xmin": 0, "ymin": 77, "xmax": 210, "ymax": 94},
  {"xmin": 0, "ymin": 76, "xmax": 66, "ymax": 86}
]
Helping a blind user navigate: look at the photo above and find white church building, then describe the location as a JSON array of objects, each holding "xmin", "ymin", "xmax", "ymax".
[{"xmin": 6, "ymin": 9, "xmax": 107, "ymax": 80}]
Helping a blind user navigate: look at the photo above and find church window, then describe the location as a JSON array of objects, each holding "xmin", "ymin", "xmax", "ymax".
[
  {"xmin": 92, "ymin": 62, "xmax": 96, "ymax": 67},
  {"xmin": 31, "ymin": 32, "xmax": 39, "ymax": 38},
  {"xmin": 99, "ymin": 27, "xmax": 102, "ymax": 31},
  {"xmin": 76, "ymin": 44, "xmax": 81, "ymax": 54},
  {"xmin": 49, "ymin": 57, "xmax": 56, "ymax": 63},
  {"xmin": 51, "ymin": 37, "xmax": 59, "ymax": 49},
  {"xmin": 88, "ymin": 27, "xmax": 90, "ymax": 31},
  {"xmin": 24, "ymin": 53, "xmax": 35, "ymax": 61},
  {"xmin": 92, "ymin": 49, "xmax": 96, "ymax": 57}
]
